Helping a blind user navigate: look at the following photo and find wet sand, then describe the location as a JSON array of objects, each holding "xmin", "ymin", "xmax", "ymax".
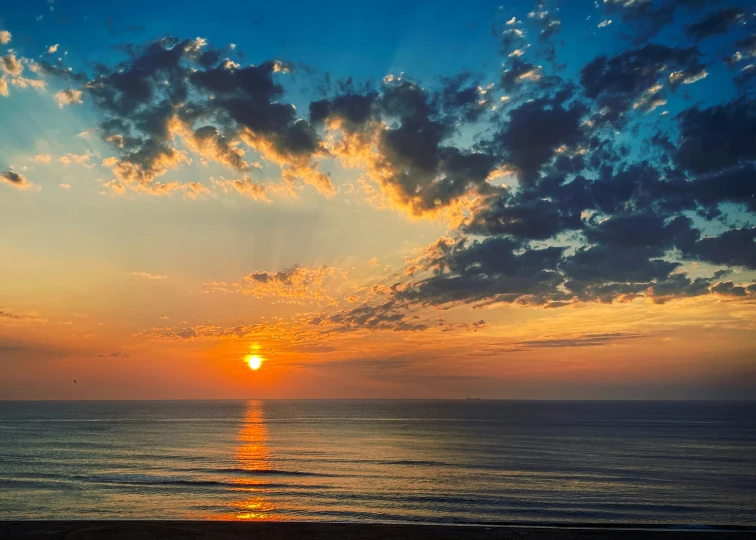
[{"xmin": 1, "ymin": 522, "xmax": 754, "ymax": 540}]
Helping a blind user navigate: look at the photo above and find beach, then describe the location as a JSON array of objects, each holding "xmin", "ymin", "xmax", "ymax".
[{"xmin": 2, "ymin": 522, "xmax": 756, "ymax": 540}]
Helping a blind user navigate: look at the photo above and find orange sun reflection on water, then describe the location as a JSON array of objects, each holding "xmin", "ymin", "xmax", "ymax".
[{"xmin": 225, "ymin": 401, "xmax": 282, "ymax": 521}]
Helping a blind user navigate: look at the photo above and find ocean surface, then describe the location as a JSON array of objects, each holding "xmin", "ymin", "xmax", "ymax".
[{"xmin": 1, "ymin": 400, "xmax": 755, "ymax": 525}]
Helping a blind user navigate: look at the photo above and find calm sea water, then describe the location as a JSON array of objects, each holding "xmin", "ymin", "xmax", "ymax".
[{"xmin": 1, "ymin": 400, "xmax": 755, "ymax": 524}]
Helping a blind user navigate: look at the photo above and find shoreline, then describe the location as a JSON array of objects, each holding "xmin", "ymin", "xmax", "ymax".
[{"xmin": 1, "ymin": 521, "xmax": 755, "ymax": 540}]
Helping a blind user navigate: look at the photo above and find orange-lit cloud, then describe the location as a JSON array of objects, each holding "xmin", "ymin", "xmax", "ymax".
[
  {"xmin": 1, "ymin": 54, "xmax": 23, "ymax": 77},
  {"xmin": 59, "ymin": 153, "xmax": 90, "ymax": 165},
  {"xmin": 211, "ymin": 175, "xmax": 268, "ymax": 201},
  {"xmin": 1, "ymin": 170, "xmax": 37, "ymax": 190},
  {"xmin": 54, "ymin": 88, "xmax": 83, "ymax": 107},
  {"xmin": 132, "ymin": 271, "xmax": 168, "ymax": 280},
  {"xmin": 205, "ymin": 266, "xmax": 346, "ymax": 306},
  {"xmin": 0, "ymin": 309, "xmax": 47, "ymax": 324}
]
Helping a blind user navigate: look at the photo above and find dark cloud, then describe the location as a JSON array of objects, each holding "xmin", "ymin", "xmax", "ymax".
[
  {"xmin": 499, "ymin": 26, "xmax": 527, "ymax": 55},
  {"xmin": 44, "ymin": 37, "xmax": 331, "ymax": 194},
  {"xmin": 683, "ymin": 228, "xmax": 756, "ymax": 269},
  {"xmin": 603, "ymin": 0, "xmax": 716, "ymax": 43},
  {"xmin": 646, "ymin": 273, "xmax": 718, "ymax": 304},
  {"xmin": 580, "ymin": 45, "xmax": 704, "ymax": 123},
  {"xmin": 309, "ymin": 91, "xmax": 378, "ymax": 131},
  {"xmin": 710, "ymin": 280, "xmax": 749, "ymax": 297},
  {"xmin": 310, "ymin": 300, "xmax": 432, "ymax": 333},
  {"xmin": 516, "ymin": 333, "xmax": 643, "ymax": 349},
  {"xmin": 437, "ymin": 72, "xmax": 488, "ymax": 122},
  {"xmin": 582, "ymin": 213, "xmax": 697, "ymax": 250},
  {"xmin": 499, "ymin": 59, "xmax": 546, "ymax": 92},
  {"xmin": 1, "ymin": 170, "xmax": 30, "ymax": 188},
  {"xmin": 98, "ymin": 352, "xmax": 130, "ymax": 359},
  {"xmin": 685, "ymin": 164, "xmax": 756, "ymax": 215},
  {"xmin": 685, "ymin": 8, "xmax": 746, "ymax": 40},
  {"xmin": 485, "ymin": 92, "xmax": 587, "ymax": 183},
  {"xmin": 563, "ymin": 245, "xmax": 678, "ymax": 289},
  {"xmin": 675, "ymin": 98, "xmax": 756, "ymax": 174},
  {"xmin": 396, "ymin": 236, "xmax": 566, "ymax": 307},
  {"xmin": 35, "ymin": 14, "xmax": 755, "ymax": 317},
  {"xmin": 312, "ymin": 77, "xmax": 499, "ymax": 215},
  {"xmin": 464, "ymin": 196, "xmax": 582, "ymax": 239},
  {"xmin": 726, "ymin": 34, "xmax": 756, "ymax": 68},
  {"xmin": 735, "ymin": 64, "xmax": 756, "ymax": 89}
]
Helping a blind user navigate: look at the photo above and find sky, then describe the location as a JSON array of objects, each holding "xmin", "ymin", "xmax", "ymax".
[{"xmin": 1, "ymin": 0, "xmax": 755, "ymax": 400}]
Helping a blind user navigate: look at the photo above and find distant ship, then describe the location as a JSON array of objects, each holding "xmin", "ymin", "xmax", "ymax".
[{"xmin": 466, "ymin": 397, "xmax": 481, "ymax": 400}]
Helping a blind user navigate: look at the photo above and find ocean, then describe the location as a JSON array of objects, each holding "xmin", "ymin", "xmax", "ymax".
[{"xmin": 1, "ymin": 400, "xmax": 755, "ymax": 525}]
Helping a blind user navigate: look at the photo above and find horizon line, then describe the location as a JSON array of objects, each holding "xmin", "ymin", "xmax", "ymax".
[{"xmin": 2, "ymin": 398, "xmax": 755, "ymax": 403}]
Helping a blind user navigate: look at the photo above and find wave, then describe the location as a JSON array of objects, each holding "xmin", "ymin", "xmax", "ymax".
[
  {"xmin": 201, "ymin": 467, "xmax": 332, "ymax": 477},
  {"xmin": 77, "ymin": 469, "xmax": 335, "ymax": 488}
]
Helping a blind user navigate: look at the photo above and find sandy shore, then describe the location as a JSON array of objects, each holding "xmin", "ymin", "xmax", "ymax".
[{"xmin": 1, "ymin": 522, "xmax": 754, "ymax": 540}]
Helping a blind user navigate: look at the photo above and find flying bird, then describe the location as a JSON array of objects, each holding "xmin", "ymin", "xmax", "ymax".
[{"xmin": 73, "ymin": 380, "xmax": 76, "ymax": 384}]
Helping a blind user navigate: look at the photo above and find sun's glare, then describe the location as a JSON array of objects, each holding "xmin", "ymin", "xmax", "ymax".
[{"xmin": 245, "ymin": 354, "xmax": 263, "ymax": 371}]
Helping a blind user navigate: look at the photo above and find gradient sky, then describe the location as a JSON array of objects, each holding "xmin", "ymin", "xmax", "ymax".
[{"xmin": 1, "ymin": 0, "xmax": 755, "ymax": 400}]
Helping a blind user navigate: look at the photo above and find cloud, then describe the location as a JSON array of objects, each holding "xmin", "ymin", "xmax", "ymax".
[
  {"xmin": 41, "ymin": 37, "xmax": 331, "ymax": 197},
  {"xmin": 674, "ymin": 98, "xmax": 756, "ymax": 175},
  {"xmin": 581, "ymin": 45, "xmax": 705, "ymax": 124},
  {"xmin": 135, "ymin": 319, "xmax": 321, "ymax": 344},
  {"xmin": 34, "ymin": 154, "xmax": 52, "ymax": 163},
  {"xmin": 710, "ymin": 281, "xmax": 749, "ymax": 298},
  {"xmin": 0, "ymin": 31, "xmax": 11, "ymax": 45},
  {"xmin": 211, "ymin": 175, "xmax": 267, "ymax": 201},
  {"xmin": 132, "ymin": 271, "xmax": 168, "ymax": 280},
  {"xmin": 685, "ymin": 8, "xmax": 745, "ymax": 40},
  {"xmin": 205, "ymin": 266, "xmax": 346, "ymax": 305},
  {"xmin": 60, "ymin": 183, "xmax": 70, "ymax": 189},
  {"xmin": 516, "ymin": 333, "xmax": 643, "ymax": 349},
  {"xmin": 464, "ymin": 195, "xmax": 583, "ymax": 239},
  {"xmin": 305, "ymin": 299, "xmax": 478, "ymax": 334},
  {"xmin": 682, "ymin": 228, "xmax": 756, "ymax": 270},
  {"xmin": 726, "ymin": 34, "xmax": 756, "ymax": 68},
  {"xmin": 47, "ymin": 43, "xmax": 59, "ymax": 54},
  {"xmin": 0, "ymin": 54, "xmax": 23, "ymax": 77},
  {"xmin": 369, "ymin": 257, "xmax": 379, "ymax": 267},
  {"xmin": 54, "ymin": 88, "xmax": 83, "ymax": 107},
  {"xmin": 98, "ymin": 351, "xmax": 130, "ymax": 359},
  {"xmin": 59, "ymin": 153, "xmax": 90, "ymax": 165},
  {"xmin": 602, "ymin": 0, "xmax": 718, "ymax": 43},
  {"xmin": 735, "ymin": 64, "xmax": 756, "ymax": 89},
  {"xmin": 312, "ymin": 77, "xmax": 500, "ymax": 219},
  {"xmin": 1, "ymin": 170, "xmax": 35, "ymax": 190},
  {"xmin": 0, "ymin": 309, "xmax": 47, "ymax": 323},
  {"xmin": 12, "ymin": 7, "xmax": 756, "ymax": 330},
  {"xmin": 484, "ymin": 92, "xmax": 587, "ymax": 183}
]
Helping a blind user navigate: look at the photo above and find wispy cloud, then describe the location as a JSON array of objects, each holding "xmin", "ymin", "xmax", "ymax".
[
  {"xmin": 132, "ymin": 272, "xmax": 168, "ymax": 280},
  {"xmin": 204, "ymin": 266, "xmax": 346, "ymax": 305},
  {"xmin": 467, "ymin": 333, "xmax": 645, "ymax": 356}
]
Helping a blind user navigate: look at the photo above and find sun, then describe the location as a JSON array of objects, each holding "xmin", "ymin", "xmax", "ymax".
[{"xmin": 245, "ymin": 354, "xmax": 263, "ymax": 371}]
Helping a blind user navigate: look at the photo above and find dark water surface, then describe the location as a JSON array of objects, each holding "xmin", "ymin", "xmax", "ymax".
[{"xmin": 1, "ymin": 400, "xmax": 755, "ymax": 524}]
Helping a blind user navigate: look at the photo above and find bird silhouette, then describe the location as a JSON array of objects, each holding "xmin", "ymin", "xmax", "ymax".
[{"xmin": 73, "ymin": 380, "xmax": 76, "ymax": 384}]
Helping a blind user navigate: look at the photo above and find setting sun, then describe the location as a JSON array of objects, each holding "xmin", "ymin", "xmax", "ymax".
[{"xmin": 245, "ymin": 355, "xmax": 263, "ymax": 371}]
